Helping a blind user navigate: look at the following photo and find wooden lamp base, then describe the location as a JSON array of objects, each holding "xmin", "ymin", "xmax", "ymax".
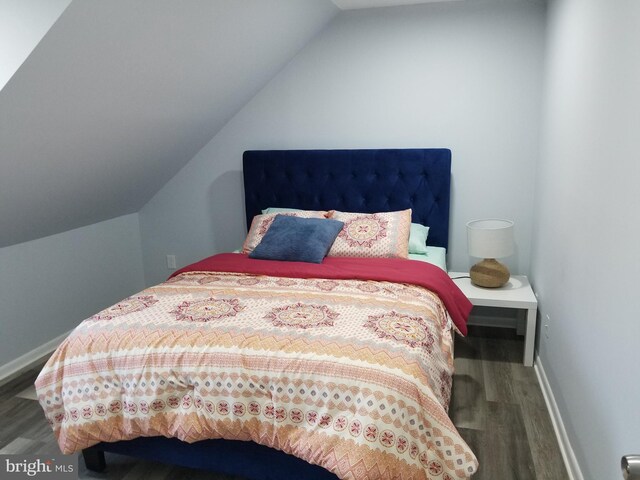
[{"xmin": 470, "ymin": 258, "xmax": 510, "ymax": 288}]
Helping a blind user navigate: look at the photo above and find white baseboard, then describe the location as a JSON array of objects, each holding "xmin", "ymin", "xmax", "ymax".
[
  {"xmin": 535, "ymin": 357, "xmax": 584, "ymax": 480},
  {"xmin": 0, "ymin": 330, "xmax": 71, "ymax": 387}
]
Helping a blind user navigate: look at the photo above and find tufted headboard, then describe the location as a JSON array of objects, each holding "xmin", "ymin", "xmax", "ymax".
[{"xmin": 242, "ymin": 149, "xmax": 451, "ymax": 249}]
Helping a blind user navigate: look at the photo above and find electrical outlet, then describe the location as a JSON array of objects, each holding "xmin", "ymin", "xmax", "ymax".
[
  {"xmin": 544, "ymin": 314, "xmax": 550, "ymax": 339},
  {"xmin": 167, "ymin": 255, "xmax": 177, "ymax": 270}
]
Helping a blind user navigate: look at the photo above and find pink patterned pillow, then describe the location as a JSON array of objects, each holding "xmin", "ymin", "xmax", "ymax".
[
  {"xmin": 327, "ymin": 209, "xmax": 412, "ymax": 259},
  {"xmin": 242, "ymin": 211, "xmax": 328, "ymax": 254}
]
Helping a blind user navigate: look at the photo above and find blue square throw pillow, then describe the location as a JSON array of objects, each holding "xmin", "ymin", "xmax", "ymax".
[{"xmin": 249, "ymin": 215, "xmax": 344, "ymax": 263}]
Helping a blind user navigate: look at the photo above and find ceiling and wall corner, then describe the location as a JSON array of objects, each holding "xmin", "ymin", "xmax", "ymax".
[
  {"xmin": 0, "ymin": 0, "xmax": 338, "ymax": 249},
  {"xmin": 330, "ymin": 0, "xmax": 546, "ymax": 10},
  {"xmin": 331, "ymin": 0, "xmax": 464, "ymax": 9},
  {"xmin": 0, "ymin": 0, "xmax": 71, "ymax": 90},
  {"xmin": 0, "ymin": 0, "xmax": 337, "ymax": 382}
]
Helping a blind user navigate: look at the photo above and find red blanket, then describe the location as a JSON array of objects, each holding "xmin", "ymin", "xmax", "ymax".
[{"xmin": 172, "ymin": 253, "xmax": 472, "ymax": 335}]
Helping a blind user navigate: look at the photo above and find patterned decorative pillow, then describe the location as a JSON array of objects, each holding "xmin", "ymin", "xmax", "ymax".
[
  {"xmin": 242, "ymin": 210, "xmax": 327, "ymax": 254},
  {"xmin": 327, "ymin": 209, "xmax": 412, "ymax": 259}
]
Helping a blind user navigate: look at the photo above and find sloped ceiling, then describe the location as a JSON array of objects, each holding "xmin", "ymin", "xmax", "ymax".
[
  {"xmin": 0, "ymin": 0, "xmax": 72, "ymax": 90},
  {"xmin": 0, "ymin": 0, "xmax": 337, "ymax": 248},
  {"xmin": 331, "ymin": 0, "xmax": 462, "ymax": 9}
]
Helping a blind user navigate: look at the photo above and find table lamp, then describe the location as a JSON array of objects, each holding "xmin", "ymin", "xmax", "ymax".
[{"xmin": 466, "ymin": 219, "xmax": 514, "ymax": 288}]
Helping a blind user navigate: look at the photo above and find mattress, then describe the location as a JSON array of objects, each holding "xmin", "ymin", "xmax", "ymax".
[
  {"xmin": 235, "ymin": 247, "xmax": 447, "ymax": 272},
  {"xmin": 409, "ymin": 246, "xmax": 447, "ymax": 272}
]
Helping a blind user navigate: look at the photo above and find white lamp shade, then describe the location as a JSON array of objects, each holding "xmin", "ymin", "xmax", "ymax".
[{"xmin": 467, "ymin": 219, "xmax": 514, "ymax": 259}]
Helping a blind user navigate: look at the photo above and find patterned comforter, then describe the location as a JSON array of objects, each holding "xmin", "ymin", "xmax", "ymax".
[{"xmin": 36, "ymin": 254, "xmax": 478, "ymax": 479}]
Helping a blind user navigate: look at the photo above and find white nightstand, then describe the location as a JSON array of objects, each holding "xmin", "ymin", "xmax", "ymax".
[{"xmin": 448, "ymin": 272, "xmax": 538, "ymax": 367}]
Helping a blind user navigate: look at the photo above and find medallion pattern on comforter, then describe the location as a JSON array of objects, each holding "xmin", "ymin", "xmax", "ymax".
[{"xmin": 36, "ymin": 266, "xmax": 478, "ymax": 479}]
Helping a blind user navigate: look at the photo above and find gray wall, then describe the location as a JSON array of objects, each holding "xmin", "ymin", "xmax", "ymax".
[
  {"xmin": 140, "ymin": 0, "xmax": 547, "ymax": 285},
  {"xmin": 0, "ymin": 214, "xmax": 145, "ymax": 366},
  {"xmin": 532, "ymin": 0, "xmax": 640, "ymax": 478}
]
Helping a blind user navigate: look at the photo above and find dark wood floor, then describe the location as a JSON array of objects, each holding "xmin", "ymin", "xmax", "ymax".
[
  {"xmin": 450, "ymin": 326, "xmax": 567, "ymax": 479},
  {"xmin": 0, "ymin": 326, "xmax": 567, "ymax": 479}
]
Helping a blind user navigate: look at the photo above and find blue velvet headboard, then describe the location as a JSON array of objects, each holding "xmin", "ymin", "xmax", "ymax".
[{"xmin": 243, "ymin": 149, "xmax": 452, "ymax": 249}]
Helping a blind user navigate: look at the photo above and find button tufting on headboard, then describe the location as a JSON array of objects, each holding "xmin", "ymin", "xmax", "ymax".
[{"xmin": 243, "ymin": 149, "xmax": 451, "ymax": 249}]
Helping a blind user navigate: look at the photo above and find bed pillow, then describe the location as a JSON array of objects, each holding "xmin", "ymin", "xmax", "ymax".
[
  {"xmin": 263, "ymin": 208, "xmax": 427, "ymax": 254},
  {"xmin": 409, "ymin": 223, "xmax": 430, "ymax": 255},
  {"xmin": 326, "ymin": 209, "xmax": 412, "ymax": 259},
  {"xmin": 262, "ymin": 207, "xmax": 307, "ymax": 214},
  {"xmin": 242, "ymin": 210, "xmax": 327, "ymax": 254},
  {"xmin": 249, "ymin": 215, "xmax": 344, "ymax": 263}
]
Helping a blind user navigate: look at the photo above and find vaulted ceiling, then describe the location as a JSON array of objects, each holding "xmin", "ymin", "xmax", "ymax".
[
  {"xmin": 331, "ymin": 0, "xmax": 462, "ymax": 9},
  {"xmin": 0, "ymin": 0, "xmax": 337, "ymax": 247}
]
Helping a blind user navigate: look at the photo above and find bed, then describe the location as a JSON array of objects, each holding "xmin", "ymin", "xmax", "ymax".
[{"xmin": 35, "ymin": 149, "xmax": 478, "ymax": 479}]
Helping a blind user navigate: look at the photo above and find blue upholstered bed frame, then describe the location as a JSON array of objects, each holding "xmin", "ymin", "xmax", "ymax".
[{"xmin": 82, "ymin": 148, "xmax": 452, "ymax": 479}]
